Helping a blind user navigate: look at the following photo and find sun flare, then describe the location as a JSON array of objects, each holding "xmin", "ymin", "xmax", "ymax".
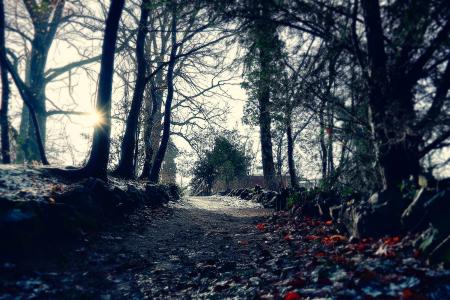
[{"xmin": 85, "ymin": 111, "xmax": 103, "ymax": 127}]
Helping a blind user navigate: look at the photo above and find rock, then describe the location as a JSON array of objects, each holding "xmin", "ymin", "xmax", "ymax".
[
  {"xmin": 423, "ymin": 190, "xmax": 450, "ymax": 232},
  {"xmin": 416, "ymin": 226, "xmax": 445, "ymax": 257},
  {"xmin": 401, "ymin": 188, "xmax": 436, "ymax": 231},
  {"xmin": 145, "ymin": 185, "xmax": 171, "ymax": 206},
  {"xmin": 329, "ymin": 205, "xmax": 342, "ymax": 221},
  {"xmin": 259, "ymin": 191, "xmax": 278, "ymax": 208},
  {"xmin": 239, "ymin": 189, "xmax": 250, "ymax": 200},
  {"xmin": 316, "ymin": 197, "xmax": 340, "ymax": 219},
  {"xmin": 429, "ymin": 234, "xmax": 450, "ymax": 265},
  {"xmin": 302, "ymin": 200, "xmax": 321, "ymax": 217},
  {"xmin": 341, "ymin": 189, "xmax": 406, "ymax": 238}
]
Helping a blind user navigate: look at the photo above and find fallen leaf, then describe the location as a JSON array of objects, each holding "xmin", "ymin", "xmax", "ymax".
[
  {"xmin": 287, "ymin": 278, "xmax": 306, "ymax": 288},
  {"xmin": 314, "ymin": 251, "xmax": 326, "ymax": 257},
  {"xmin": 306, "ymin": 235, "xmax": 320, "ymax": 241},
  {"xmin": 256, "ymin": 223, "xmax": 266, "ymax": 231},
  {"xmin": 384, "ymin": 236, "xmax": 401, "ymax": 245},
  {"xmin": 322, "ymin": 234, "xmax": 346, "ymax": 246},
  {"xmin": 402, "ymin": 288, "xmax": 426, "ymax": 300},
  {"xmin": 284, "ymin": 234, "xmax": 294, "ymax": 241},
  {"xmin": 284, "ymin": 291, "xmax": 302, "ymax": 300}
]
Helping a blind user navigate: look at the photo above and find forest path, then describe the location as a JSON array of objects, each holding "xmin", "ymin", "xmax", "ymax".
[
  {"xmin": 1, "ymin": 196, "xmax": 276, "ymax": 299},
  {"xmin": 4, "ymin": 195, "xmax": 449, "ymax": 299}
]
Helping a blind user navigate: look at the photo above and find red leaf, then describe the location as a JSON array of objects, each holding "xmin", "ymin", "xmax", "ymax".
[
  {"xmin": 330, "ymin": 255, "xmax": 348, "ymax": 264},
  {"xmin": 306, "ymin": 235, "xmax": 320, "ymax": 241},
  {"xmin": 314, "ymin": 251, "xmax": 326, "ymax": 257},
  {"xmin": 325, "ymin": 220, "xmax": 333, "ymax": 225},
  {"xmin": 284, "ymin": 234, "xmax": 294, "ymax": 241},
  {"xmin": 284, "ymin": 291, "xmax": 302, "ymax": 300},
  {"xmin": 355, "ymin": 242, "xmax": 369, "ymax": 252},
  {"xmin": 402, "ymin": 288, "xmax": 427, "ymax": 300},
  {"xmin": 288, "ymin": 278, "xmax": 306, "ymax": 288},
  {"xmin": 256, "ymin": 223, "xmax": 266, "ymax": 231},
  {"xmin": 322, "ymin": 234, "xmax": 346, "ymax": 246},
  {"xmin": 384, "ymin": 236, "xmax": 401, "ymax": 245}
]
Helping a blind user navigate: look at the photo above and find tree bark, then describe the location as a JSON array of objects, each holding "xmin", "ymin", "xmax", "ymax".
[
  {"xmin": 2, "ymin": 58, "xmax": 49, "ymax": 165},
  {"xmin": 149, "ymin": 3, "xmax": 177, "ymax": 183},
  {"xmin": 326, "ymin": 102, "xmax": 334, "ymax": 178},
  {"xmin": 361, "ymin": 0, "xmax": 421, "ymax": 190},
  {"xmin": 17, "ymin": 0, "xmax": 65, "ymax": 163},
  {"xmin": 113, "ymin": 0, "xmax": 151, "ymax": 178},
  {"xmin": 140, "ymin": 81, "xmax": 160, "ymax": 179},
  {"xmin": 255, "ymin": 4, "xmax": 278, "ymax": 191},
  {"xmin": 0, "ymin": 0, "xmax": 10, "ymax": 163},
  {"xmin": 286, "ymin": 118, "xmax": 299, "ymax": 189},
  {"xmin": 319, "ymin": 101, "xmax": 327, "ymax": 180}
]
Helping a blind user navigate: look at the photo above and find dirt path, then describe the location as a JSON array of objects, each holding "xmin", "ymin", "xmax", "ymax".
[
  {"xmin": 1, "ymin": 196, "xmax": 274, "ymax": 299},
  {"xmin": 2, "ymin": 196, "xmax": 449, "ymax": 299}
]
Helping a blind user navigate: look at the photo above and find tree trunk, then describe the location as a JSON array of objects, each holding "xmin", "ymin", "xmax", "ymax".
[
  {"xmin": 326, "ymin": 102, "xmax": 334, "ymax": 178},
  {"xmin": 286, "ymin": 118, "xmax": 299, "ymax": 189},
  {"xmin": 17, "ymin": 1, "xmax": 65, "ymax": 163},
  {"xmin": 319, "ymin": 101, "xmax": 327, "ymax": 180},
  {"xmin": 276, "ymin": 136, "xmax": 283, "ymax": 187},
  {"xmin": 2, "ymin": 60, "xmax": 49, "ymax": 165},
  {"xmin": 74, "ymin": 0, "xmax": 125, "ymax": 178},
  {"xmin": 258, "ymin": 89, "xmax": 277, "ymax": 190},
  {"xmin": 1, "ymin": 38, "xmax": 48, "ymax": 164},
  {"xmin": 0, "ymin": 0, "xmax": 10, "ymax": 163},
  {"xmin": 149, "ymin": 4, "xmax": 177, "ymax": 183},
  {"xmin": 113, "ymin": 0, "xmax": 151, "ymax": 178},
  {"xmin": 361, "ymin": 0, "xmax": 421, "ymax": 190},
  {"xmin": 140, "ymin": 80, "xmax": 161, "ymax": 179},
  {"xmin": 256, "ymin": 26, "xmax": 277, "ymax": 190},
  {"xmin": 25, "ymin": 37, "xmax": 49, "ymax": 162}
]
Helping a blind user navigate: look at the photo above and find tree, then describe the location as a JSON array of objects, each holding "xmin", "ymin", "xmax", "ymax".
[
  {"xmin": 55, "ymin": 0, "xmax": 125, "ymax": 178},
  {"xmin": 360, "ymin": 0, "xmax": 450, "ymax": 190},
  {"xmin": 113, "ymin": 0, "xmax": 151, "ymax": 178},
  {"xmin": 148, "ymin": 1, "xmax": 178, "ymax": 183},
  {"xmin": 13, "ymin": 0, "xmax": 66, "ymax": 162},
  {"xmin": 240, "ymin": 1, "xmax": 285, "ymax": 191},
  {"xmin": 0, "ymin": 0, "xmax": 10, "ymax": 163},
  {"xmin": 191, "ymin": 136, "xmax": 250, "ymax": 195},
  {"xmin": 160, "ymin": 138, "xmax": 178, "ymax": 184}
]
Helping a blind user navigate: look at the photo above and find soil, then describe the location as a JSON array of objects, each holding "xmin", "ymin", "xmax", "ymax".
[
  {"xmin": 1, "ymin": 196, "xmax": 449, "ymax": 299},
  {"xmin": 1, "ymin": 196, "xmax": 272, "ymax": 299}
]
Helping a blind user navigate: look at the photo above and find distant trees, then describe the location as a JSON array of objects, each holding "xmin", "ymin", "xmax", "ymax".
[
  {"xmin": 240, "ymin": 1, "xmax": 283, "ymax": 191},
  {"xmin": 191, "ymin": 136, "xmax": 250, "ymax": 195},
  {"xmin": 215, "ymin": 0, "xmax": 449, "ymax": 194},
  {"xmin": 148, "ymin": 2, "xmax": 178, "ymax": 183}
]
